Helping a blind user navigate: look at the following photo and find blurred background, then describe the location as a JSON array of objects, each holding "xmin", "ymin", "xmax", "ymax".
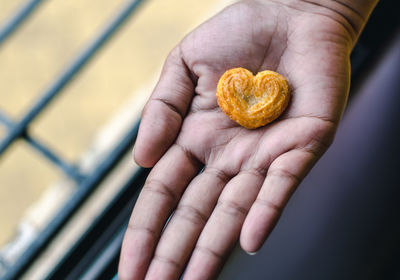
[
  {"xmin": 0, "ymin": 0, "xmax": 399, "ymax": 279},
  {"xmin": 0, "ymin": 0, "xmax": 233, "ymax": 278}
]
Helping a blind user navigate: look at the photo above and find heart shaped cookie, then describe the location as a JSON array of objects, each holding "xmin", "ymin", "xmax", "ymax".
[{"xmin": 216, "ymin": 67, "xmax": 290, "ymax": 129}]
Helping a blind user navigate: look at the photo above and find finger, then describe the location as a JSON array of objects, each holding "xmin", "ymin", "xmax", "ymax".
[
  {"xmin": 240, "ymin": 148, "xmax": 319, "ymax": 253},
  {"xmin": 134, "ymin": 47, "xmax": 195, "ymax": 167},
  {"xmin": 119, "ymin": 144, "xmax": 201, "ymax": 280},
  {"xmin": 144, "ymin": 167, "xmax": 231, "ymax": 280},
  {"xmin": 183, "ymin": 169, "xmax": 265, "ymax": 279}
]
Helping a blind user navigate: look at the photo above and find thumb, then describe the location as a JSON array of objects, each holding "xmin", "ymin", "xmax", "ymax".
[{"xmin": 134, "ymin": 46, "xmax": 195, "ymax": 167}]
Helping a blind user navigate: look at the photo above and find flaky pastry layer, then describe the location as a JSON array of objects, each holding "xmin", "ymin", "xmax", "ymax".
[{"xmin": 216, "ymin": 67, "xmax": 290, "ymax": 129}]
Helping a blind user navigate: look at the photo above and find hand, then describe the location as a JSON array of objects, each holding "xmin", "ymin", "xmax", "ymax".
[{"xmin": 119, "ymin": 0, "xmax": 374, "ymax": 279}]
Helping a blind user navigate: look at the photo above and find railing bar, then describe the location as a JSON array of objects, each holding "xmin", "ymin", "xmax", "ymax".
[
  {"xmin": 79, "ymin": 227, "xmax": 125, "ymax": 280},
  {"xmin": 25, "ymin": 135, "xmax": 84, "ymax": 182},
  {"xmin": 2, "ymin": 120, "xmax": 141, "ymax": 280},
  {"xmin": 0, "ymin": 109, "xmax": 13, "ymax": 127},
  {"xmin": 46, "ymin": 167, "xmax": 148, "ymax": 279},
  {"xmin": 0, "ymin": 110, "xmax": 83, "ymax": 181},
  {"xmin": 0, "ymin": 0, "xmax": 145, "ymax": 157},
  {"xmin": 0, "ymin": 0, "xmax": 46, "ymax": 47}
]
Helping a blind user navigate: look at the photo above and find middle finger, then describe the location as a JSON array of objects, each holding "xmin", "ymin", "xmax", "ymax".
[{"xmin": 183, "ymin": 169, "xmax": 265, "ymax": 279}]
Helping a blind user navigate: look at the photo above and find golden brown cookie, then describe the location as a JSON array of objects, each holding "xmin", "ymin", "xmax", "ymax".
[{"xmin": 216, "ymin": 67, "xmax": 290, "ymax": 129}]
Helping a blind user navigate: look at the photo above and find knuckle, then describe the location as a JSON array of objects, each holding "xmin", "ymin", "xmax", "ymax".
[
  {"xmin": 268, "ymin": 168, "xmax": 301, "ymax": 185},
  {"xmin": 217, "ymin": 200, "xmax": 248, "ymax": 218},
  {"xmin": 174, "ymin": 204, "xmax": 208, "ymax": 226},
  {"xmin": 127, "ymin": 223, "xmax": 157, "ymax": 238},
  {"xmin": 152, "ymin": 97, "xmax": 183, "ymax": 120},
  {"xmin": 303, "ymin": 134, "xmax": 334, "ymax": 159},
  {"xmin": 175, "ymin": 143, "xmax": 200, "ymax": 168},
  {"xmin": 204, "ymin": 167, "xmax": 230, "ymax": 183},
  {"xmin": 153, "ymin": 254, "xmax": 181, "ymax": 269},
  {"xmin": 143, "ymin": 179, "xmax": 177, "ymax": 203},
  {"xmin": 241, "ymin": 167, "xmax": 268, "ymax": 178},
  {"xmin": 254, "ymin": 198, "xmax": 283, "ymax": 213},
  {"xmin": 195, "ymin": 245, "xmax": 223, "ymax": 260}
]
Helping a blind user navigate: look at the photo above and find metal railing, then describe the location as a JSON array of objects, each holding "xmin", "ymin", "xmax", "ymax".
[
  {"xmin": 0, "ymin": 0, "xmax": 146, "ymax": 279},
  {"xmin": 0, "ymin": 0, "xmax": 45, "ymax": 47}
]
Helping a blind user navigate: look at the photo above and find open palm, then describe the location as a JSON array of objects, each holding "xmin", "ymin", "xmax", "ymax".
[{"xmin": 120, "ymin": 0, "xmax": 358, "ymax": 279}]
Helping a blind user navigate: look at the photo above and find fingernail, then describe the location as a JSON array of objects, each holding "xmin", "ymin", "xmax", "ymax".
[{"xmin": 247, "ymin": 251, "xmax": 258, "ymax": 256}]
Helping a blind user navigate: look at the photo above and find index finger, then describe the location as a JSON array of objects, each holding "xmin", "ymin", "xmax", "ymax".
[{"xmin": 119, "ymin": 144, "xmax": 201, "ymax": 280}]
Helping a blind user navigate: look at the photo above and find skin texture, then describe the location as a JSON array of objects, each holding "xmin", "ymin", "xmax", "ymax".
[{"xmin": 119, "ymin": 0, "xmax": 377, "ymax": 279}]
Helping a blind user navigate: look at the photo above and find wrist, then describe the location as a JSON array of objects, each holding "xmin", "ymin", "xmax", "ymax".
[
  {"xmin": 296, "ymin": 0, "xmax": 378, "ymax": 38},
  {"xmin": 252, "ymin": 0, "xmax": 379, "ymax": 44}
]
